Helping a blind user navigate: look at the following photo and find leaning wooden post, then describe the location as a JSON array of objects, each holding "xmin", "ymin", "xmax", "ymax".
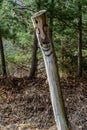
[{"xmin": 31, "ymin": 10, "xmax": 69, "ymax": 130}]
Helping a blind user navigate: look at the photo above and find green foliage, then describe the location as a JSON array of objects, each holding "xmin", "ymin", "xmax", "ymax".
[{"xmin": 0, "ymin": 0, "xmax": 87, "ymax": 76}]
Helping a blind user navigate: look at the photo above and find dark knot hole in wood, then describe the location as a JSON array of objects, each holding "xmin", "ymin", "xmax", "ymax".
[{"xmin": 35, "ymin": 20, "xmax": 38, "ymax": 24}]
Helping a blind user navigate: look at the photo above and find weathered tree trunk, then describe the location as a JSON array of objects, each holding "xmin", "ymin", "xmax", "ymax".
[
  {"xmin": 29, "ymin": 33, "xmax": 38, "ymax": 78},
  {"xmin": 0, "ymin": 37, "xmax": 7, "ymax": 76},
  {"xmin": 78, "ymin": 3, "xmax": 82, "ymax": 77},
  {"xmin": 31, "ymin": 10, "xmax": 69, "ymax": 130}
]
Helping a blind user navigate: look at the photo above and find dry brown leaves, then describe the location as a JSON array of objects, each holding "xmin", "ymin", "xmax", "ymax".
[{"xmin": 0, "ymin": 76, "xmax": 87, "ymax": 130}]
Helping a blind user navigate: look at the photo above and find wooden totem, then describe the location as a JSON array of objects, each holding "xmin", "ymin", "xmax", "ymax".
[{"xmin": 31, "ymin": 10, "xmax": 69, "ymax": 130}]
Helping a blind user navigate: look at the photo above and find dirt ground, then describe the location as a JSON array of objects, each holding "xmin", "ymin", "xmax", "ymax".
[{"xmin": 0, "ymin": 76, "xmax": 87, "ymax": 130}]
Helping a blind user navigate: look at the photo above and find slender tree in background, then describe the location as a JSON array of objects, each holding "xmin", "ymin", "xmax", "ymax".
[
  {"xmin": 0, "ymin": 36, "xmax": 7, "ymax": 76},
  {"xmin": 29, "ymin": 0, "xmax": 41, "ymax": 78},
  {"xmin": 29, "ymin": 32, "xmax": 38, "ymax": 78},
  {"xmin": 78, "ymin": 2, "xmax": 82, "ymax": 77},
  {"xmin": 49, "ymin": 0, "xmax": 54, "ymax": 44}
]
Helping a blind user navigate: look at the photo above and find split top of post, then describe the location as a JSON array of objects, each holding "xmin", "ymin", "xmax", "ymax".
[{"xmin": 31, "ymin": 10, "xmax": 46, "ymax": 19}]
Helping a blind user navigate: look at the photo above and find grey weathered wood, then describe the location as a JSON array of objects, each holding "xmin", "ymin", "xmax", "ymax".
[{"xmin": 31, "ymin": 10, "xmax": 69, "ymax": 130}]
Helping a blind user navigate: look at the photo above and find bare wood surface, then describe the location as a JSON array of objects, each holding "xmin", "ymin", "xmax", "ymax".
[{"xmin": 32, "ymin": 10, "xmax": 69, "ymax": 130}]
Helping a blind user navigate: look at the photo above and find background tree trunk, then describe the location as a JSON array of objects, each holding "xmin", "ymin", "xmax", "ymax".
[
  {"xmin": 78, "ymin": 2, "xmax": 82, "ymax": 77},
  {"xmin": 29, "ymin": 0, "xmax": 41, "ymax": 78},
  {"xmin": 29, "ymin": 33, "xmax": 38, "ymax": 78},
  {"xmin": 0, "ymin": 37, "xmax": 7, "ymax": 76},
  {"xmin": 49, "ymin": 0, "xmax": 54, "ymax": 44}
]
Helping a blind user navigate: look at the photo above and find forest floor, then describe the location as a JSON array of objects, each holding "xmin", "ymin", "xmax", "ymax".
[{"xmin": 0, "ymin": 76, "xmax": 87, "ymax": 130}]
